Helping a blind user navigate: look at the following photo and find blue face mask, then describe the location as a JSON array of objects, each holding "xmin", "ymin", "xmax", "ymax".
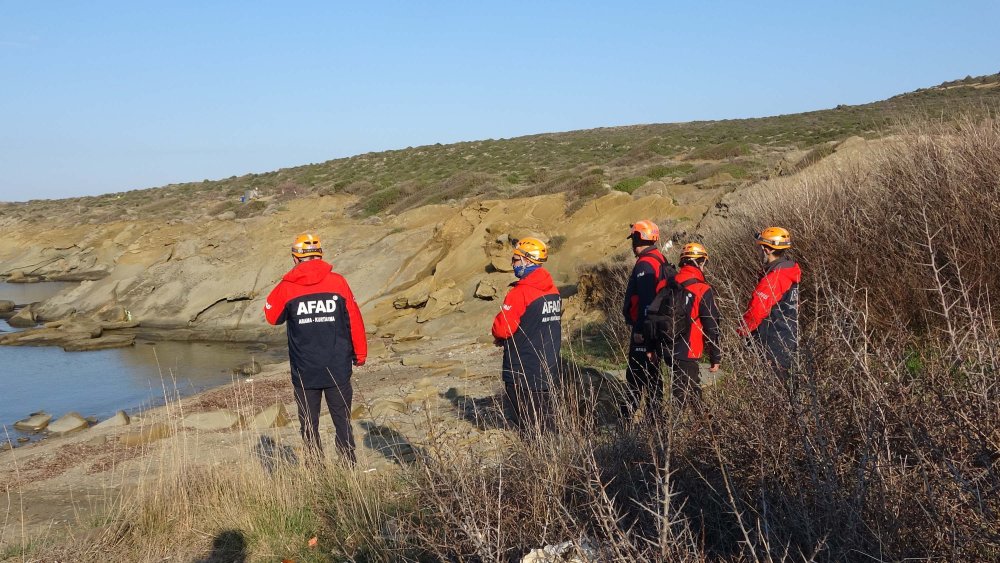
[{"xmin": 514, "ymin": 262, "xmax": 539, "ymax": 279}]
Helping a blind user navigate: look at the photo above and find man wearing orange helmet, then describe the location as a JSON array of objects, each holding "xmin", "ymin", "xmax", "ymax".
[
  {"xmin": 670, "ymin": 242, "xmax": 721, "ymax": 406},
  {"xmin": 265, "ymin": 233, "xmax": 367, "ymax": 464},
  {"xmin": 491, "ymin": 237, "xmax": 562, "ymax": 432},
  {"xmin": 621, "ymin": 220, "xmax": 676, "ymax": 420},
  {"xmin": 738, "ymin": 227, "xmax": 801, "ymax": 379}
]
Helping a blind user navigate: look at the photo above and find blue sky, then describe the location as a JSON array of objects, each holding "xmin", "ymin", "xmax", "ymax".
[{"xmin": 2, "ymin": 2, "xmax": 998, "ymax": 202}]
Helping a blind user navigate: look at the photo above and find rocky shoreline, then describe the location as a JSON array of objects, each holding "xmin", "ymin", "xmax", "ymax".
[{"xmin": 0, "ymin": 333, "xmax": 519, "ymax": 544}]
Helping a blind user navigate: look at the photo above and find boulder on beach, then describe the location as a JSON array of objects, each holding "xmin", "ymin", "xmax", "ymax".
[
  {"xmin": 252, "ymin": 403, "xmax": 290, "ymax": 429},
  {"xmin": 7, "ymin": 306, "xmax": 37, "ymax": 328},
  {"xmin": 0, "ymin": 300, "xmax": 14, "ymax": 313},
  {"xmin": 47, "ymin": 412, "xmax": 89, "ymax": 436},
  {"xmin": 369, "ymin": 399, "xmax": 409, "ymax": 417},
  {"xmin": 94, "ymin": 410, "xmax": 131, "ymax": 429},
  {"xmin": 182, "ymin": 409, "xmax": 242, "ymax": 431},
  {"xmin": 231, "ymin": 359, "xmax": 262, "ymax": 377},
  {"xmin": 97, "ymin": 304, "xmax": 130, "ymax": 323},
  {"xmin": 14, "ymin": 412, "xmax": 52, "ymax": 432},
  {"xmin": 120, "ymin": 422, "xmax": 173, "ymax": 447}
]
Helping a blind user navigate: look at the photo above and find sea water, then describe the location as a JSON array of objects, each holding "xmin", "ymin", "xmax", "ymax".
[{"xmin": 0, "ymin": 282, "xmax": 282, "ymax": 439}]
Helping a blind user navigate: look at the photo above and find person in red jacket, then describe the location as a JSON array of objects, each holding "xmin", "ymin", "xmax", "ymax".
[
  {"xmin": 491, "ymin": 237, "xmax": 562, "ymax": 432},
  {"xmin": 621, "ymin": 220, "xmax": 676, "ymax": 421},
  {"xmin": 264, "ymin": 233, "xmax": 367, "ymax": 464},
  {"xmin": 670, "ymin": 242, "xmax": 721, "ymax": 407},
  {"xmin": 737, "ymin": 227, "xmax": 801, "ymax": 380}
]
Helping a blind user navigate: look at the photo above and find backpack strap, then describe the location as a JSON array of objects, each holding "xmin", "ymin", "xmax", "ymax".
[{"xmin": 638, "ymin": 252, "xmax": 675, "ymax": 293}]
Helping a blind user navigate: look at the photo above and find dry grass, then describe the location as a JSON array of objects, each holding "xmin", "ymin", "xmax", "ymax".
[{"xmin": 10, "ymin": 119, "xmax": 1000, "ymax": 561}]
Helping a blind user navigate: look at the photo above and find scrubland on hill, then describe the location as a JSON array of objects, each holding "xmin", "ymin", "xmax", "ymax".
[{"xmin": 2, "ymin": 76, "xmax": 1000, "ymax": 561}]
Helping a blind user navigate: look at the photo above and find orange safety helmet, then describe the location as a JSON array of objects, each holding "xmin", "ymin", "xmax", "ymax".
[
  {"xmin": 512, "ymin": 237, "xmax": 548, "ymax": 264},
  {"xmin": 291, "ymin": 233, "xmax": 323, "ymax": 258},
  {"xmin": 628, "ymin": 220, "xmax": 660, "ymax": 244},
  {"xmin": 756, "ymin": 227, "xmax": 792, "ymax": 250},
  {"xmin": 680, "ymin": 242, "xmax": 709, "ymax": 260}
]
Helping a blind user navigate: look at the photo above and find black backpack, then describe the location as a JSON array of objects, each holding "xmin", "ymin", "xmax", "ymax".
[{"xmin": 643, "ymin": 271, "xmax": 697, "ymax": 347}]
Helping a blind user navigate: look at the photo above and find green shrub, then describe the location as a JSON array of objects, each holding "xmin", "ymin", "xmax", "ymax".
[
  {"xmin": 363, "ymin": 187, "xmax": 401, "ymax": 215},
  {"xmin": 644, "ymin": 163, "xmax": 695, "ymax": 179},
  {"xmin": 612, "ymin": 177, "xmax": 646, "ymax": 194},
  {"xmin": 687, "ymin": 141, "xmax": 749, "ymax": 160},
  {"xmin": 233, "ymin": 200, "xmax": 266, "ymax": 218}
]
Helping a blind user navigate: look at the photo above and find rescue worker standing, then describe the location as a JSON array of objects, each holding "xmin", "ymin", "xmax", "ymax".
[
  {"xmin": 621, "ymin": 220, "xmax": 675, "ymax": 420},
  {"xmin": 265, "ymin": 234, "xmax": 367, "ymax": 464},
  {"xmin": 738, "ymin": 227, "xmax": 801, "ymax": 380},
  {"xmin": 671, "ymin": 243, "xmax": 721, "ymax": 407},
  {"xmin": 491, "ymin": 237, "xmax": 562, "ymax": 432}
]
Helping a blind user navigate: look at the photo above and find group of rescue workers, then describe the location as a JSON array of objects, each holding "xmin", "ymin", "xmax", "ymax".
[{"xmin": 263, "ymin": 222, "xmax": 801, "ymax": 463}]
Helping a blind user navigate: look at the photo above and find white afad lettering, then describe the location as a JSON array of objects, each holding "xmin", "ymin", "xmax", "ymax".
[
  {"xmin": 541, "ymin": 299, "xmax": 562, "ymax": 315},
  {"xmin": 296, "ymin": 299, "xmax": 339, "ymax": 316}
]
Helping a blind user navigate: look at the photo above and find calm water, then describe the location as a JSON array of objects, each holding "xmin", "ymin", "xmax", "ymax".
[{"xmin": 0, "ymin": 282, "xmax": 284, "ymax": 438}]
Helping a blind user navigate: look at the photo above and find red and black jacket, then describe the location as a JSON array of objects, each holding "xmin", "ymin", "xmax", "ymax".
[
  {"xmin": 622, "ymin": 247, "xmax": 674, "ymax": 331},
  {"xmin": 672, "ymin": 265, "xmax": 722, "ymax": 364},
  {"xmin": 265, "ymin": 259, "xmax": 367, "ymax": 389},
  {"xmin": 491, "ymin": 267, "xmax": 562, "ymax": 391},
  {"xmin": 739, "ymin": 257, "xmax": 801, "ymax": 368}
]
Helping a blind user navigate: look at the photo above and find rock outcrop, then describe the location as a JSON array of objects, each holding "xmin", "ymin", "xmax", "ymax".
[{"xmin": 1, "ymin": 190, "xmax": 716, "ymax": 345}]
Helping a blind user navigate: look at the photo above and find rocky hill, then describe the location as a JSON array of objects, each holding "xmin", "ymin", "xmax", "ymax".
[{"xmin": 1, "ymin": 74, "xmax": 998, "ymax": 347}]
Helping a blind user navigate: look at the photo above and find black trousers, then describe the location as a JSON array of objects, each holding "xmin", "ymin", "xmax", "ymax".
[
  {"xmin": 623, "ymin": 335, "xmax": 667, "ymax": 421},
  {"xmin": 504, "ymin": 382, "xmax": 551, "ymax": 433},
  {"xmin": 293, "ymin": 383, "xmax": 356, "ymax": 464},
  {"xmin": 671, "ymin": 359, "xmax": 703, "ymax": 407}
]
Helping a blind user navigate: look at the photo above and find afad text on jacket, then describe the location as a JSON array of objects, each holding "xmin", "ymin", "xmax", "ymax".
[
  {"xmin": 491, "ymin": 267, "xmax": 562, "ymax": 391},
  {"xmin": 265, "ymin": 259, "xmax": 367, "ymax": 389}
]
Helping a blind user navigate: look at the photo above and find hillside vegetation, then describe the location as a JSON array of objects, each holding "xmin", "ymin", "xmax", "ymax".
[
  {"xmin": 3, "ymin": 74, "xmax": 1000, "ymax": 562},
  {"xmin": 2, "ymin": 73, "xmax": 999, "ymax": 225},
  {"xmin": 14, "ymin": 117, "xmax": 999, "ymax": 563}
]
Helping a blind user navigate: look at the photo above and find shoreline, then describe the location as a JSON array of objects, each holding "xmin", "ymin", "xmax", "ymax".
[
  {"xmin": 0, "ymin": 333, "xmax": 505, "ymax": 547},
  {"xmin": 0, "ymin": 333, "xmax": 288, "ymax": 447}
]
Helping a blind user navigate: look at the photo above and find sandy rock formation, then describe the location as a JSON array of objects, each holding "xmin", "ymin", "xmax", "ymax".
[
  {"xmin": 182, "ymin": 409, "xmax": 242, "ymax": 431},
  {"xmin": 252, "ymin": 403, "xmax": 291, "ymax": 429},
  {"xmin": 47, "ymin": 412, "xmax": 89, "ymax": 436},
  {"xmin": 14, "ymin": 412, "xmax": 52, "ymax": 432},
  {"xmin": 119, "ymin": 422, "xmax": 173, "ymax": 446},
  {"xmin": 94, "ymin": 410, "xmax": 131, "ymax": 428},
  {"xmin": 1, "ymin": 188, "xmax": 718, "ymax": 345}
]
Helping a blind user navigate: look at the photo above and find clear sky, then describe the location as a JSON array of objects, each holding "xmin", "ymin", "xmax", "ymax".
[{"xmin": 2, "ymin": 1, "xmax": 998, "ymax": 202}]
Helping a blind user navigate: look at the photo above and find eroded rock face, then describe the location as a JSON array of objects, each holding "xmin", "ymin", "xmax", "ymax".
[{"xmin": 1, "ymin": 190, "xmax": 708, "ymax": 343}]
